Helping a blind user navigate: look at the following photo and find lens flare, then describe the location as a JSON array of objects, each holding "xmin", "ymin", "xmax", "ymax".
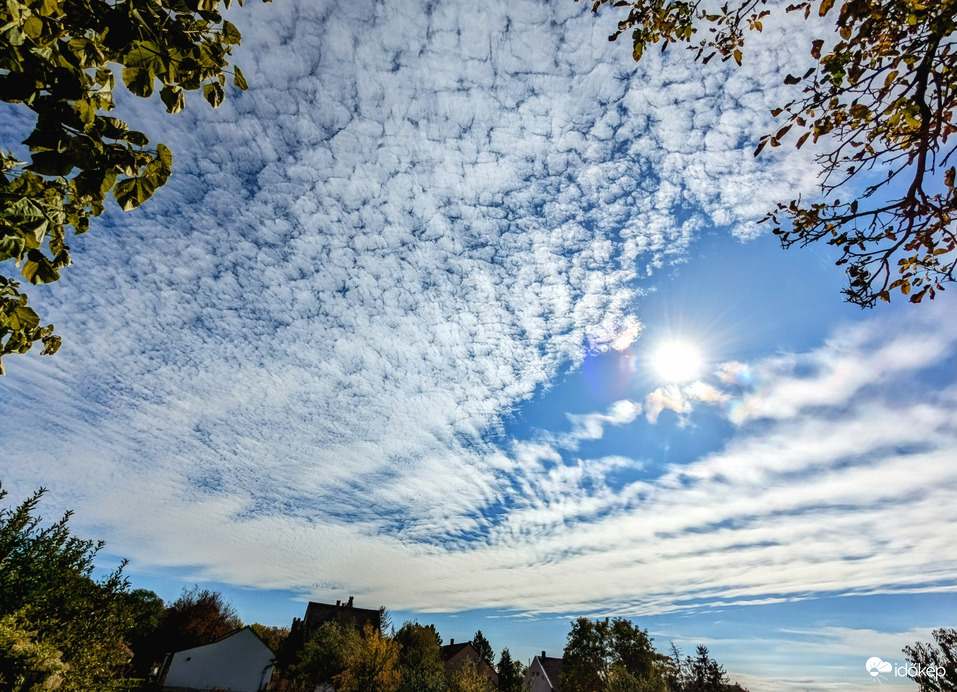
[{"xmin": 651, "ymin": 340, "xmax": 703, "ymax": 383}]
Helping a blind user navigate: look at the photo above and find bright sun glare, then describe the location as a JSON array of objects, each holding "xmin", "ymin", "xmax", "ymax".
[{"xmin": 652, "ymin": 340, "xmax": 704, "ymax": 383}]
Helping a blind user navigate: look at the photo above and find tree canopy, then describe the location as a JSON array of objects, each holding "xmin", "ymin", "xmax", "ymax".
[
  {"xmin": 277, "ymin": 619, "xmax": 361, "ymax": 691},
  {"xmin": 0, "ymin": 0, "xmax": 268, "ymax": 374},
  {"xmin": 0, "ymin": 482, "xmax": 135, "ymax": 690},
  {"xmin": 496, "ymin": 648, "xmax": 526, "ymax": 692},
  {"xmin": 903, "ymin": 628, "xmax": 957, "ymax": 691},
  {"xmin": 395, "ymin": 621, "xmax": 446, "ymax": 692},
  {"xmin": 560, "ymin": 617, "xmax": 665, "ymax": 692},
  {"xmin": 470, "ymin": 629, "xmax": 494, "ymax": 665},
  {"xmin": 333, "ymin": 624, "xmax": 402, "ymax": 692},
  {"xmin": 583, "ymin": 0, "xmax": 957, "ymax": 307}
]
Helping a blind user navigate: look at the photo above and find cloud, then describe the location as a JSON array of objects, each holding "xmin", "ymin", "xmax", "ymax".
[
  {"xmin": 726, "ymin": 305, "xmax": 957, "ymax": 424},
  {"xmin": 563, "ymin": 399, "xmax": 643, "ymax": 445},
  {"xmin": 2, "ymin": 0, "xmax": 952, "ymax": 624},
  {"xmin": 644, "ymin": 380, "xmax": 729, "ymax": 423},
  {"xmin": 645, "ymin": 385, "xmax": 693, "ymax": 423}
]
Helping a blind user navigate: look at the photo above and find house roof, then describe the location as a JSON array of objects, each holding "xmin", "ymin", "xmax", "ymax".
[
  {"xmin": 440, "ymin": 641, "xmax": 473, "ymax": 661},
  {"xmin": 302, "ymin": 598, "xmax": 381, "ymax": 634},
  {"xmin": 173, "ymin": 626, "xmax": 272, "ymax": 654},
  {"xmin": 440, "ymin": 641, "xmax": 500, "ymax": 687},
  {"xmin": 537, "ymin": 655, "xmax": 564, "ymax": 691}
]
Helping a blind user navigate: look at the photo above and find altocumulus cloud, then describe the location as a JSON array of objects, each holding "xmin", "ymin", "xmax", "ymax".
[{"xmin": 2, "ymin": 0, "xmax": 936, "ymax": 616}]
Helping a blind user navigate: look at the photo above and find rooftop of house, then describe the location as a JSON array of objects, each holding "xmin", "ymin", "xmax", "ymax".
[{"xmin": 302, "ymin": 597, "xmax": 381, "ymax": 633}]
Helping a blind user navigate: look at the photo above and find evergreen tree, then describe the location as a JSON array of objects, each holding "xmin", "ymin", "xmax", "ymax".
[
  {"xmin": 497, "ymin": 648, "xmax": 527, "ymax": 692},
  {"xmin": 472, "ymin": 629, "xmax": 494, "ymax": 664}
]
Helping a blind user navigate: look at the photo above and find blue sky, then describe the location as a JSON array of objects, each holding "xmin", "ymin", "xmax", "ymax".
[{"xmin": 1, "ymin": 0, "xmax": 955, "ymax": 690}]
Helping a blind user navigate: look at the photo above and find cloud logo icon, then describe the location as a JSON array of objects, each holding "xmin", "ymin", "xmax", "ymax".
[{"xmin": 866, "ymin": 657, "xmax": 893, "ymax": 677}]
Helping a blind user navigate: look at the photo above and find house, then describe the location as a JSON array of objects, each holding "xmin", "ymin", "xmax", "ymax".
[
  {"xmin": 162, "ymin": 626, "xmax": 274, "ymax": 692},
  {"xmin": 525, "ymin": 651, "xmax": 563, "ymax": 692},
  {"xmin": 300, "ymin": 596, "xmax": 381, "ymax": 634},
  {"xmin": 441, "ymin": 639, "xmax": 500, "ymax": 688}
]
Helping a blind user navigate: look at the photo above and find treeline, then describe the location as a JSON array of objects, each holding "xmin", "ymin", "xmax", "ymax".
[
  {"xmin": 0, "ymin": 484, "xmax": 288, "ymax": 689},
  {"xmin": 274, "ymin": 622, "xmax": 520, "ymax": 692},
  {"xmin": 3, "ymin": 483, "xmax": 955, "ymax": 691},
  {"xmin": 558, "ymin": 617, "xmax": 746, "ymax": 692}
]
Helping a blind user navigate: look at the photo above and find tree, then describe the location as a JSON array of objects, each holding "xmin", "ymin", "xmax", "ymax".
[
  {"xmin": 665, "ymin": 644, "xmax": 743, "ymax": 692},
  {"xmin": 156, "ymin": 585, "xmax": 242, "ymax": 652},
  {"xmin": 471, "ymin": 629, "xmax": 494, "ymax": 665},
  {"xmin": 249, "ymin": 622, "xmax": 290, "ymax": 654},
  {"xmin": 0, "ymin": 0, "xmax": 269, "ymax": 374},
  {"xmin": 582, "ymin": 0, "xmax": 957, "ymax": 307},
  {"xmin": 0, "ymin": 482, "xmax": 135, "ymax": 690},
  {"xmin": 0, "ymin": 613, "xmax": 69, "ymax": 691},
  {"xmin": 607, "ymin": 663, "xmax": 668, "ymax": 692},
  {"xmin": 394, "ymin": 621, "xmax": 446, "ymax": 692},
  {"xmin": 123, "ymin": 588, "xmax": 166, "ymax": 677},
  {"xmin": 560, "ymin": 617, "xmax": 663, "ymax": 692},
  {"xmin": 684, "ymin": 646, "xmax": 727, "ymax": 692},
  {"xmin": 276, "ymin": 619, "xmax": 359, "ymax": 691},
  {"xmin": 561, "ymin": 617, "xmax": 610, "ymax": 692},
  {"xmin": 903, "ymin": 628, "xmax": 957, "ymax": 691},
  {"xmin": 446, "ymin": 659, "xmax": 496, "ymax": 692},
  {"xmin": 497, "ymin": 648, "xmax": 527, "ymax": 692},
  {"xmin": 380, "ymin": 605, "xmax": 394, "ymax": 636},
  {"xmin": 334, "ymin": 623, "xmax": 401, "ymax": 692}
]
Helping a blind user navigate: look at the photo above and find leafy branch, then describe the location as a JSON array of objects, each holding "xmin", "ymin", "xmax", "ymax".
[
  {"xmin": 583, "ymin": 0, "xmax": 957, "ymax": 307},
  {"xmin": 0, "ymin": 0, "xmax": 268, "ymax": 374}
]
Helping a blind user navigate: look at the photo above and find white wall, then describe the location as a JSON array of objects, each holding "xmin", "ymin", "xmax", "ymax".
[{"xmin": 164, "ymin": 627, "xmax": 273, "ymax": 692}]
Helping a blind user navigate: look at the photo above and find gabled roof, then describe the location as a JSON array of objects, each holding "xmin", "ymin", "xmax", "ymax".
[
  {"xmin": 440, "ymin": 641, "xmax": 473, "ymax": 661},
  {"xmin": 172, "ymin": 626, "xmax": 273, "ymax": 655},
  {"xmin": 534, "ymin": 655, "xmax": 564, "ymax": 692}
]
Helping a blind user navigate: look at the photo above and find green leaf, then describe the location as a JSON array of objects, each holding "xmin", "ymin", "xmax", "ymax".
[
  {"xmin": 25, "ymin": 152, "xmax": 73, "ymax": 177},
  {"xmin": 125, "ymin": 130, "xmax": 150, "ymax": 147},
  {"xmin": 0, "ymin": 231, "xmax": 27, "ymax": 262},
  {"xmin": 23, "ymin": 15, "xmax": 44, "ymax": 39},
  {"xmin": 160, "ymin": 84, "xmax": 185, "ymax": 114},
  {"xmin": 203, "ymin": 81, "xmax": 225, "ymax": 108},
  {"xmin": 22, "ymin": 250, "xmax": 60, "ymax": 284},
  {"xmin": 222, "ymin": 20, "xmax": 242, "ymax": 44},
  {"xmin": 154, "ymin": 143, "xmax": 172, "ymax": 171},
  {"xmin": 8, "ymin": 305, "xmax": 41, "ymax": 331},
  {"xmin": 122, "ymin": 67, "xmax": 155, "ymax": 98},
  {"xmin": 21, "ymin": 218, "xmax": 49, "ymax": 247},
  {"xmin": 113, "ymin": 176, "xmax": 156, "ymax": 211},
  {"xmin": 4, "ymin": 25, "xmax": 26, "ymax": 47},
  {"xmin": 123, "ymin": 40, "xmax": 166, "ymax": 74},
  {"xmin": 97, "ymin": 117, "xmax": 130, "ymax": 140},
  {"xmin": 233, "ymin": 66, "xmax": 248, "ymax": 90}
]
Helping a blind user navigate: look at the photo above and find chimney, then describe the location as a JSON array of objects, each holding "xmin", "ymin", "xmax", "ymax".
[
  {"xmin": 450, "ymin": 639, "xmax": 454, "ymax": 645},
  {"xmin": 542, "ymin": 651, "xmax": 546, "ymax": 658},
  {"xmin": 347, "ymin": 596, "xmax": 354, "ymax": 607},
  {"xmin": 336, "ymin": 600, "xmax": 340, "ymax": 606}
]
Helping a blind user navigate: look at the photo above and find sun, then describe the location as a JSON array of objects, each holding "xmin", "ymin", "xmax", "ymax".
[{"xmin": 651, "ymin": 340, "xmax": 704, "ymax": 383}]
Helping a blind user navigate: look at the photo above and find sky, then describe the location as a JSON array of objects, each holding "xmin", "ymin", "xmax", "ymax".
[{"xmin": 1, "ymin": 1, "xmax": 955, "ymax": 690}]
